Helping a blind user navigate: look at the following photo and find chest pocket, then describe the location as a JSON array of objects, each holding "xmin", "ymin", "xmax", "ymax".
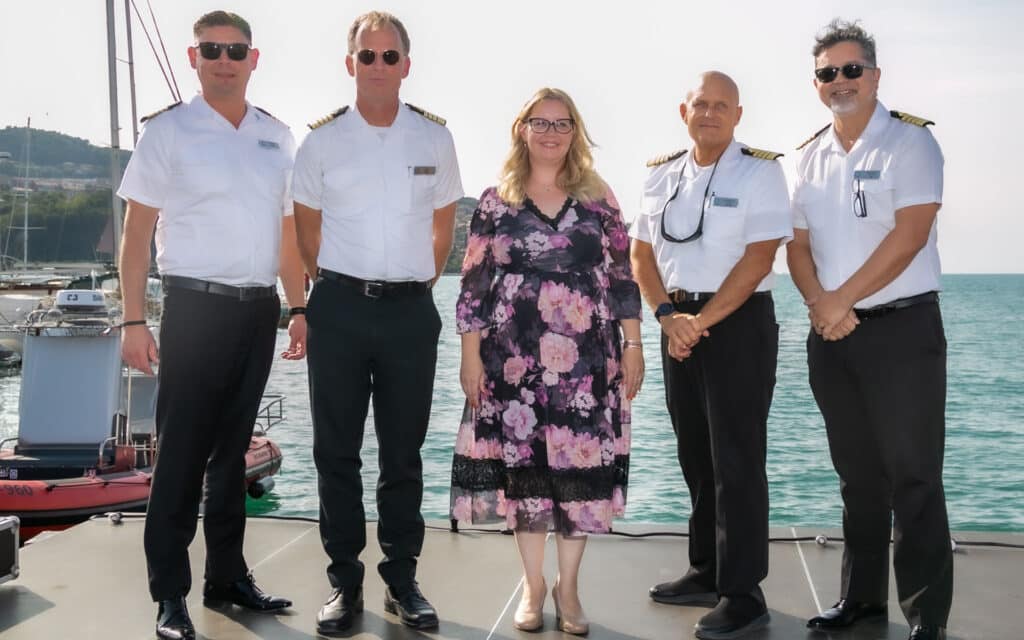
[
  {"xmin": 405, "ymin": 162, "xmax": 439, "ymax": 217},
  {"xmin": 324, "ymin": 161, "xmax": 371, "ymax": 218},
  {"xmin": 857, "ymin": 172, "xmax": 896, "ymax": 229},
  {"xmin": 702, "ymin": 193, "xmax": 745, "ymax": 245},
  {"xmin": 174, "ymin": 143, "xmax": 230, "ymax": 197}
]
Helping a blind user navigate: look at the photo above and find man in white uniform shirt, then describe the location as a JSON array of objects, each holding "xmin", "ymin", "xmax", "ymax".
[
  {"xmin": 118, "ymin": 11, "xmax": 306, "ymax": 640},
  {"xmin": 788, "ymin": 20, "xmax": 951, "ymax": 640},
  {"xmin": 630, "ymin": 71, "xmax": 791, "ymax": 640},
  {"xmin": 292, "ymin": 11, "xmax": 462, "ymax": 635}
]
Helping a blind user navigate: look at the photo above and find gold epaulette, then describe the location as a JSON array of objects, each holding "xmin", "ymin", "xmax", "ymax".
[
  {"xmin": 308, "ymin": 106, "xmax": 349, "ymax": 130},
  {"xmin": 255, "ymin": 106, "xmax": 280, "ymax": 121},
  {"xmin": 406, "ymin": 103, "xmax": 447, "ymax": 126},
  {"xmin": 796, "ymin": 124, "xmax": 831, "ymax": 150},
  {"xmin": 741, "ymin": 147, "xmax": 784, "ymax": 161},
  {"xmin": 140, "ymin": 101, "xmax": 182, "ymax": 123},
  {"xmin": 645, "ymin": 149, "xmax": 687, "ymax": 168},
  {"xmin": 890, "ymin": 110, "xmax": 934, "ymax": 127}
]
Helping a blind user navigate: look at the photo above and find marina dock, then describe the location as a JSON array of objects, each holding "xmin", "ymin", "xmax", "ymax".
[{"xmin": 0, "ymin": 516, "xmax": 1019, "ymax": 639}]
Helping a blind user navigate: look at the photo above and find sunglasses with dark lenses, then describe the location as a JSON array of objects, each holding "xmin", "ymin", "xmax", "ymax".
[
  {"xmin": 196, "ymin": 42, "xmax": 250, "ymax": 61},
  {"xmin": 356, "ymin": 49, "xmax": 402, "ymax": 66},
  {"xmin": 525, "ymin": 118, "xmax": 575, "ymax": 134},
  {"xmin": 814, "ymin": 62, "xmax": 874, "ymax": 83}
]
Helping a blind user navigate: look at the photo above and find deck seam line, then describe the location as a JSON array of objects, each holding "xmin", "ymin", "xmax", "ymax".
[
  {"xmin": 792, "ymin": 526, "xmax": 822, "ymax": 612},
  {"xmin": 487, "ymin": 577, "xmax": 524, "ymax": 639},
  {"xmin": 250, "ymin": 522, "xmax": 318, "ymax": 570}
]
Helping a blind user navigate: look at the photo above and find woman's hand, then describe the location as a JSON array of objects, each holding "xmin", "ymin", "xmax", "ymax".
[
  {"xmin": 621, "ymin": 346, "xmax": 645, "ymax": 400},
  {"xmin": 460, "ymin": 351, "xmax": 487, "ymax": 409}
]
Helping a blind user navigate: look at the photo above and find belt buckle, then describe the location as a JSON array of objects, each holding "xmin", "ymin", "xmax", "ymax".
[{"xmin": 363, "ymin": 281, "xmax": 384, "ymax": 298}]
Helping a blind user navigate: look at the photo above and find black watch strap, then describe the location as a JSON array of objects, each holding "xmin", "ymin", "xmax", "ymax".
[
  {"xmin": 288, "ymin": 306, "xmax": 307, "ymax": 316},
  {"xmin": 654, "ymin": 302, "xmax": 675, "ymax": 320}
]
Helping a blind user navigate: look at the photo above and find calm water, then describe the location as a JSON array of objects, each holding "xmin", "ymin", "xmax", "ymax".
[{"xmin": 1, "ymin": 275, "xmax": 1021, "ymax": 531}]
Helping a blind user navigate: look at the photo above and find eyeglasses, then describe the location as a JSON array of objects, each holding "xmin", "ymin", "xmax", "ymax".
[
  {"xmin": 196, "ymin": 42, "xmax": 250, "ymax": 61},
  {"xmin": 852, "ymin": 178, "xmax": 868, "ymax": 218},
  {"xmin": 814, "ymin": 62, "xmax": 874, "ymax": 83},
  {"xmin": 524, "ymin": 118, "xmax": 574, "ymax": 134},
  {"xmin": 660, "ymin": 157, "xmax": 721, "ymax": 243},
  {"xmin": 356, "ymin": 49, "xmax": 402, "ymax": 66}
]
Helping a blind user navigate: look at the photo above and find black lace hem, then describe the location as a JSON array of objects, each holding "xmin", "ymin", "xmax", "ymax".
[{"xmin": 451, "ymin": 454, "xmax": 629, "ymax": 503}]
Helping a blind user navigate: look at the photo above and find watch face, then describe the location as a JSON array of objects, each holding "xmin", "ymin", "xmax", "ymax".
[{"xmin": 656, "ymin": 302, "xmax": 675, "ymax": 319}]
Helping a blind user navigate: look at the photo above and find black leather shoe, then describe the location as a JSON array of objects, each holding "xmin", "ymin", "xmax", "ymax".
[
  {"xmin": 908, "ymin": 625, "xmax": 946, "ymax": 640},
  {"xmin": 807, "ymin": 599, "xmax": 887, "ymax": 629},
  {"xmin": 316, "ymin": 586, "xmax": 364, "ymax": 635},
  {"xmin": 384, "ymin": 582, "xmax": 439, "ymax": 629},
  {"xmin": 155, "ymin": 597, "xmax": 195, "ymax": 640},
  {"xmin": 203, "ymin": 572, "xmax": 292, "ymax": 611},
  {"xmin": 695, "ymin": 595, "xmax": 770, "ymax": 639},
  {"xmin": 649, "ymin": 574, "xmax": 718, "ymax": 606}
]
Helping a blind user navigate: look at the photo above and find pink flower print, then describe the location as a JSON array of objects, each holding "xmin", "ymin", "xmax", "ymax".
[
  {"xmin": 537, "ymin": 281, "xmax": 571, "ymax": 324},
  {"xmin": 600, "ymin": 438, "xmax": 615, "ymax": 465},
  {"xmin": 473, "ymin": 495, "xmax": 492, "ymax": 518},
  {"xmin": 454, "ymin": 424, "xmax": 475, "ymax": 456},
  {"xmin": 502, "ymin": 400, "xmax": 538, "ymax": 440},
  {"xmin": 462, "ymin": 235, "xmax": 489, "ymax": 270},
  {"xmin": 452, "ymin": 495, "xmax": 472, "ymax": 522},
  {"xmin": 520, "ymin": 388, "xmax": 536, "ymax": 405},
  {"xmin": 546, "ymin": 425, "xmax": 574, "ymax": 469},
  {"xmin": 615, "ymin": 421, "xmax": 631, "ymax": 456},
  {"xmin": 492, "ymin": 235, "xmax": 513, "ymax": 265},
  {"xmin": 539, "ymin": 332, "xmax": 579, "ymax": 374},
  {"xmin": 502, "ymin": 441, "xmax": 521, "ymax": 465},
  {"xmin": 503, "ymin": 356, "xmax": 528, "ymax": 386},
  {"xmin": 561, "ymin": 210, "xmax": 579, "ymax": 227},
  {"xmin": 611, "ymin": 488, "xmax": 626, "ymax": 516},
  {"xmin": 524, "ymin": 232, "xmax": 549, "ymax": 254},
  {"xmin": 542, "ymin": 369, "xmax": 560, "ymax": 386},
  {"xmin": 496, "ymin": 490, "xmax": 508, "ymax": 516},
  {"xmin": 606, "ymin": 357, "xmax": 620, "ymax": 382},
  {"xmin": 502, "ymin": 273, "xmax": 524, "ymax": 297},
  {"xmin": 563, "ymin": 292, "xmax": 593, "ymax": 333},
  {"xmin": 569, "ymin": 433, "xmax": 603, "ymax": 468},
  {"xmin": 608, "ymin": 226, "xmax": 630, "ymax": 251},
  {"xmin": 549, "ymin": 234, "xmax": 571, "ymax": 249}
]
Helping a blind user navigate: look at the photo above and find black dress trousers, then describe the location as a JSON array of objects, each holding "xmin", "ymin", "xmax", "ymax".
[
  {"xmin": 306, "ymin": 277, "xmax": 441, "ymax": 591},
  {"xmin": 661, "ymin": 293, "xmax": 777, "ymax": 598},
  {"xmin": 145, "ymin": 286, "xmax": 280, "ymax": 601},
  {"xmin": 808, "ymin": 301, "xmax": 953, "ymax": 628}
]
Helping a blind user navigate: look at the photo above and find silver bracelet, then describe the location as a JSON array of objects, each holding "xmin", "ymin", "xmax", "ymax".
[{"xmin": 623, "ymin": 339, "xmax": 643, "ymax": 349}]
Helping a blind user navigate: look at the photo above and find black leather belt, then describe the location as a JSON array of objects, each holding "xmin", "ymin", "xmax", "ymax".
[
  {"xmin": 854, "ymin": 291, "xmax": 938, "ymax": 319},
  {"xmin": 318, "ymin": 269, "xmax": 429, "ymax": 298},
  {"xmin": 670, "ymin": 289, "xmax": 771, "ymax": 304},
  {"xmin": 161, "ymin": 275, "xmax": 277, "ymax": 301}
]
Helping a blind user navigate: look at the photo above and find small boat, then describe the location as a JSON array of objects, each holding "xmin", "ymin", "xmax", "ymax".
[{"xmin": 0, "ymin": 290, "xmax": 284, "ymax": 541}]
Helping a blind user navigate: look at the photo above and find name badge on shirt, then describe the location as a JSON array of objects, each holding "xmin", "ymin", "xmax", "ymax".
[
  {"xmin": 712, "ymin": 196, "xmax": 739, "ymax": 208},
  {"xmin": 412, "ymin": 166, "xmax": 436, "ymax": 175},
  {"xmin": 258, "ymin": 140, "xmax": 280, "ymax": 150},
  {"xmin": 853, "ymin": 169, "xmax": 881, "ymax": 180}
]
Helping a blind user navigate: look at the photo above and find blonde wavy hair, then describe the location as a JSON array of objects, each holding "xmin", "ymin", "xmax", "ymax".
[{"xmin": 497, "ymin": 88, "xmax": 605, "ymax": 206}]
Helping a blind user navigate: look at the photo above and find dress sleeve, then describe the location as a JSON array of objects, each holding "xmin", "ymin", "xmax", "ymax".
[
  {"xmin": 598, "ymin": 188, "xmax": 642, "ymax": 320},
  {"xmin": 455, "ymin": 187, "xmax": 498, "ymax": 333}
]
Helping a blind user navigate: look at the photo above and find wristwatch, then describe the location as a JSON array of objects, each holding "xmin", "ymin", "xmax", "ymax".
[{"xmin": 654, "ymin": 302, "xmax": 675, "ymax": 320}]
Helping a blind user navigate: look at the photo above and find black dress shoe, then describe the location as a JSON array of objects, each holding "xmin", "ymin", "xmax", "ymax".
[
  {"xmin": 384, "ymin": 582, "xmax": 439, "ymax": 629},
  {"xmin": 695, "ymin": 595, "xmax": 770, "ymax": 639},
  {"xmin": 649, "ymin": 574, "xmax": 718, "ymax": 606},
  {"xmin": 909, "ymin": 625, "xmax": 946, "ymax": 640},
  {"xmin": 316, "ymin": 586, "xmax": 364, "ymax": 635},
  {"xmin": 807, "ymin": 599, "xmax": 887, "ymax": 629},
  {"xmin": 203, "ymin": 572, "xmax": 292, "ymax": 611},
  {"xmin": 156, "ymin": 597, "xmax": 195, "ymax": 640}
]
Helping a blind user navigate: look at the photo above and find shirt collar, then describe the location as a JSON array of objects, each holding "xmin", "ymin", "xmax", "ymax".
[
  {"xmin": 190, "ymin": 93, "xmax": 254, "ymax": 129},
  {"xmin": 822, "ymin": 100, "xmax": 888, "ymax": 153},
  {"xmin": 353, "ymin": 102, "xmax": 406, "ymax": 132},
  {"xmin": 686, "ymin": 138, "xmax": 740, "ymax": 171}
]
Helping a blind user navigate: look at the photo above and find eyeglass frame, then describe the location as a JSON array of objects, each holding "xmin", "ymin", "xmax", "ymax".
[
  {"xmin": 523, "ymin": 118, "xmax": 575, "ymax": 134},
  {"xmin": 814, "ymin": 62, "xmax": 876, "ymax": 83},
  {"xmin": 355, "ymin": 49, "xmax": 402, "ymax": 66},
  {"xmin": 195, "ymin": 42, "xmax": 251, "ymax": 61},
  {"xmin": 852, "ymin": 177, "xmax": 868, "ymax": 218},
  {"xmin": 659, "ymin": 157, "xmax": 721, "ymax": 243}
]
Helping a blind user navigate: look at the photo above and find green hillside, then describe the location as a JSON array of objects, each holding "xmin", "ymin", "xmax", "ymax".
[{"xmin": 0, "ymin": 127, "xmax": 129, "ymax": 179}]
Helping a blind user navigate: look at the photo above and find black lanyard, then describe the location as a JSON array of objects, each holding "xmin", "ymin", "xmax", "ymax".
[{"xmin": 659, "ymin": 156, "xmax": 720, "ymax": 243}]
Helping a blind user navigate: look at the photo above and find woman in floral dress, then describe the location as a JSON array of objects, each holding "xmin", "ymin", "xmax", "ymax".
[{"xmin": 450, "ymin": 88, "xmax": 643, "ymax": 634}]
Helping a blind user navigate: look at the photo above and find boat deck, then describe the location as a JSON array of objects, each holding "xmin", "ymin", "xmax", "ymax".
[{"xmin": 0, "ymin": 516, "xmax": 1019, "ymax": 639}]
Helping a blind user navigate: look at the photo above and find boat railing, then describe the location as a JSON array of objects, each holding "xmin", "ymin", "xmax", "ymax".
[
  {"xmin": 253, "ymin": 394, "xmax": 284, "ymax": 436},
  {"xmin": 0, "ymin": 437, "xmax": 16, "ymax": 451},
  {"xmin": 97, "ymin": 436, "xmax": 116, "ymax": 468}
]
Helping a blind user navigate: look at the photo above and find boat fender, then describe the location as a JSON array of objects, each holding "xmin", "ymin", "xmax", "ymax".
[{"xmin": 108, "ymin": 512, "xmax": 123, "ymax": 525}]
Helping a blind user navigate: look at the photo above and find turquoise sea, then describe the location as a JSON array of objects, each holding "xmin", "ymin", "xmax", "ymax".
[{"xmin": 1, "ymin": 274, "xmax": 1021, "ymax": 531}]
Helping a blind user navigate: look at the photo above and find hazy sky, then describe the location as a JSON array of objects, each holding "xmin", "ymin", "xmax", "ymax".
[{"xmin": 2, "ymin": 0, "xmax": 1021, "ymax": 273}]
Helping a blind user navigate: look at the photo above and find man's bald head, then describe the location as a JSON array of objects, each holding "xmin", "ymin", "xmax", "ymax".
[{"xmin": 680, "ymin": 70, "xmax": 743, "ymax": 163}]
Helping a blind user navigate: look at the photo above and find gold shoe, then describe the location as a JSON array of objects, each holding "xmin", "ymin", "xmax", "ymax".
[
  {"xmin": 513, "ymin": 578, "xmax": 545, "ymax": 632},
  {"xmin": 552, "ymin": 581, "xmax": 589, "ymax": 636}
]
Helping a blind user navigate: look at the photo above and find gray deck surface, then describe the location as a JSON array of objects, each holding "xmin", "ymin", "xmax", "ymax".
[{"xmin": 0, "ymin": 516, "xmax": 1018, "ymax": 639}]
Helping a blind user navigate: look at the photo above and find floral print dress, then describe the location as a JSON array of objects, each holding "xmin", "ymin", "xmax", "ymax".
[{"xmin": 450, "ymin": 186, "xmax": 642, "ymax": 535}]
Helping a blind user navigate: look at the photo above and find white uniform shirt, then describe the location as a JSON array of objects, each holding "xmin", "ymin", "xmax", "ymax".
[
  {"xmin": 630, "ymin": 140, "xmax": 792, "ymax": 292},
  {"xmin": 118, "ymin": 94, "xmax": 295, "ymax": 287},
  {"xmin": 292, "ymin": 104, "xmax": 463, "ymax": 282},
  {"xmin": 793, "ymin": 101, "xmax": 944, "ymax": 308}
]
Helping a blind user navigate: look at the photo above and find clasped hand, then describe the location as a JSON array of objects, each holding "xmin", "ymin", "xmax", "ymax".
[
  {"xmin": 660, "ymin": 313, "xmax": 708, "ymax": 362},
  {"xmin": 806, "ymin": 290, "xmax": 860, "ymax": 341}
]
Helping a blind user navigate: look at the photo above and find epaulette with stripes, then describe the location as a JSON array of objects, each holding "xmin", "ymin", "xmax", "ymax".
[
  {"xmin": 255, "ymin": 106, "xmax": 281, "ymax": 121},
  {"xmin": 308, "ymin": 106, "xmax": 349, "ymax": 130},
  {"xmin": 741, "ymin": 147, "xmax": 784, "ymax": 161},
  {"xmin": 406, "ymin": 103, "xmax": 447, "ymax": 126},
  {"xmin": 796, "ymin": 124, "xmax": 831, "ymax": 150},
  {"xmin": 645, "ymin": 149, "xmax": 687, "ymax": 168},
  {"xmin": 890, "ymin": 110, "xmax": 934, "ymax": 127},
  {"xmin": 140, "ymin": 101, "xmax": 182, "ymax": 123}
]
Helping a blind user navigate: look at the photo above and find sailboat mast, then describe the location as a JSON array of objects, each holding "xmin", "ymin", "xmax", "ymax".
[
  {"xmin": 105, "ymin": 0, "xmax": 124, "ymax": 263},
  {"xmin": 124, "ymin": 0, "xmax": 139, "ymax": 145},
  {"xmin": 22, "ymin": 118, "xmax": 30, "ymax": 271}
]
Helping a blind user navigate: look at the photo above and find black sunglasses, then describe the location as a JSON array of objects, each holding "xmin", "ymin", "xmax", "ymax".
[
  {"xmin": 524, "ymin": 118, "xmax": 574, "ymax": 134},
  {"xmin": 196, "ymin": 42, "xmax": 250, "ymax": 61},
  {"xmin": 814, "ymin": 62, "xmax": 874, "ymax": 83},
  {"xmin": 660, "ymin": 158, "xmax": 721, "ymax": 244},
  {"xmin": 356, "ymin": 49, "xmax": 402, "ymax": 66}
]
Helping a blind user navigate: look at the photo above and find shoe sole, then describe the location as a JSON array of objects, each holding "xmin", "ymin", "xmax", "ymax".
[
  {"xmin": 316, "ymin": 602, "xmax": 364, "ymax": 636},
  {"xmin": 202, "ymin": 597, "xmax": 291, "ymax": 613},
  {"xmin": 384, "ymin": 597, "xmax": 439, "ymax": 629},
  {"xmin": 650, "ymin": 592, "xmax": 719, "ymax": 606},
  {"xmin": 806, "ymin": 610, "xmax": 888, "ymax": 630},
  {"xmin": 694, "ymin": 612, "xmax": 771, "ymax": 639}
]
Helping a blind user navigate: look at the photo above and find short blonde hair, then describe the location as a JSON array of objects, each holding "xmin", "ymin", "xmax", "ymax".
[
  {"xmin": 347, "ymin": 11, "xmax": 410, "ymax": 54},
  {"xmin": 497, "ymin": 88, "xmax": 605, "ymax": 207}
]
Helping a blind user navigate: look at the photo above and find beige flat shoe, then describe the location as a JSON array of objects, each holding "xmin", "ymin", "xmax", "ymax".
[
  {"xmin": 513, "ymin": 578, "xmax": 545, "ymax": 632},
  {"xmin": 552, "ymin": 580, "xmax": 589, "ymax": 636}
]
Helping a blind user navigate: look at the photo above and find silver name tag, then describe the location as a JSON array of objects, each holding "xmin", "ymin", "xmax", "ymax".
[
  {"xmin": 853, "ymin": 169, "xmax": 881, "ymax": 180},
  {"xmin": 712, "ymin": 196, "xmax": 739, "ymax": 208},
  {"xmin": 258, "ymin": 140, "xmax": 280, "ymax": 150},
  {"xmin": 412, "ymin": 166, "xmax": 436, "ymax": 175}
]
